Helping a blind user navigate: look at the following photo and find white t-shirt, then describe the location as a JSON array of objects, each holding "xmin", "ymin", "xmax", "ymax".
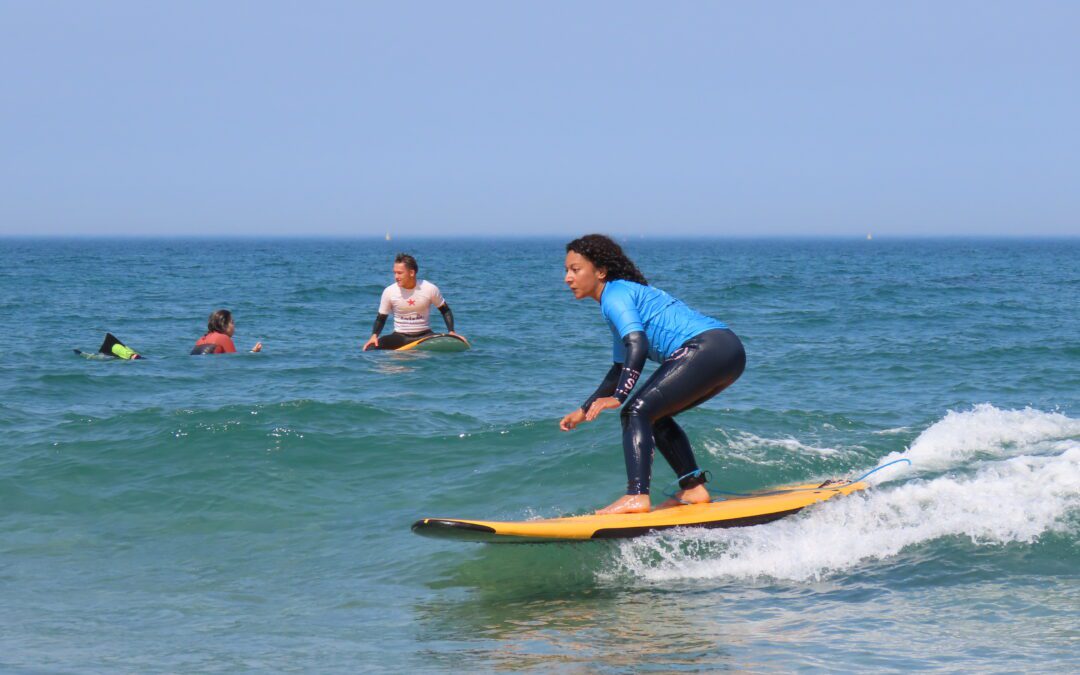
[{"xmin": 378, "ymin": 280, "xmax": 445, "ymax": 335}]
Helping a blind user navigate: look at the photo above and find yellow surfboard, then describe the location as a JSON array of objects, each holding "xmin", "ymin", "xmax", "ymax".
[{"xmin": 412, "ymin": 480, "xmax": 868, "ymax": 543}]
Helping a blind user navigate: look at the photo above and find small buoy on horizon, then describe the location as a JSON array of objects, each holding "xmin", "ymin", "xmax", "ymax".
[{"xmin": 867, "ymin": 233, "xmax": 873, "ymax": 240}]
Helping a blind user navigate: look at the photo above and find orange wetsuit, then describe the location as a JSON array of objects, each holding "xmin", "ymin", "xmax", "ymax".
[{"xmin": 191, "ymin": 332, "xmax": 237, "ymax": 355}]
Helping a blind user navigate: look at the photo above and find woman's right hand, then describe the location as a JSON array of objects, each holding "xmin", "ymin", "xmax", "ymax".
[
  {"xmin": 362, "ymin": 335, "xmax": 379, "ymax": 351},
  {"xmin": 559, "ymin": 408, "xmax": 587, "ymax": 431}
]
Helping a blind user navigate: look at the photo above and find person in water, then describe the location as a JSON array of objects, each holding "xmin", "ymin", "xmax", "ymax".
[
  {"xmin": 559, "ymin": 234, "xmax": 746, "ymax": 515},
  {"xmin": 97, "ymin": 332, "xmax": 142, "ymax": 359},
  {"xmin": 191, "ymin": 309, "xmax": 263, "ymax": 355},
  {"xmin": 362, "ymin": 253, "xmax": 458, "ymax": 350}
]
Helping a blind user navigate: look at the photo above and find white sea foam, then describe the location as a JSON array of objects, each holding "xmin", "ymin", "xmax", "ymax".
[
  {"xmin": 608, "ymin": 406, "xmax": 1080, "ymax": 584},
  {"xmin": 704, "ymin": 431, "xmax": 854, "ymax": 463},
  {"xmin": 883, "ymin": 403, "xmax": 1080, "ymax": 472},
  {"xmin": 872, "ymin": 426, "xmax": 911, "ymax": 435}
]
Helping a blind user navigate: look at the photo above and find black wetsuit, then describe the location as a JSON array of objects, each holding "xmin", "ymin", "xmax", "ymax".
[
  {"xmin": 370, "ymin": 303, "xmax": 454, "ymax": 350},
  {"xmin": 373, "ymin": 329, "xmax": 437, "ymax": 350},
  {"xmin": 584, "ymin": 328, "xmax": 746, "ymax": 495}
]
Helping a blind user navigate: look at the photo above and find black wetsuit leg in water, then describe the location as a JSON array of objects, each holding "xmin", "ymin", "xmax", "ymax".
[
  {"xmin": 620, "ymin": 328, "xmax": 746, "ymax": 495},
  {"xmin": 375, "ymin": 330, "xmax": 436, "ymax": 350}
]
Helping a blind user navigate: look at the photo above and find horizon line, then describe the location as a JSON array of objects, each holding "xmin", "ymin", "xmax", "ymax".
[{"xmin": 2, "ymin": 233, "xmax": 1077, "ymax": 242}]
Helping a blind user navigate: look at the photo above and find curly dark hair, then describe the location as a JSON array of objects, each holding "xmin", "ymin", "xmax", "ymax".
[{"xmin": 565, "ymin": 234, "xmax": 648, "ymax": 285}]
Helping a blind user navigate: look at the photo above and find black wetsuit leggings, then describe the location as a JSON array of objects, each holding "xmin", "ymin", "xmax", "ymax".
[
  {"xmin": 621, "ymin": 328, "xmax": 746, "ymax": 495},
  {"xmin": 375, "ymin": 330, "xmax": 435, "ymax": 350}
]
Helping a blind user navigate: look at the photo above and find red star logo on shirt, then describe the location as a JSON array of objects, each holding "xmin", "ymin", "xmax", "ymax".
[{"xmin": 407, "ymin": 298, "xmax": 416, "ymax": 305}]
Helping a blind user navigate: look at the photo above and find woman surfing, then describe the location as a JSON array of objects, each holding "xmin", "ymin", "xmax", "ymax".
[{"xmin": 559, "ymin": 234, "xmax": 746, "ymax": 515}]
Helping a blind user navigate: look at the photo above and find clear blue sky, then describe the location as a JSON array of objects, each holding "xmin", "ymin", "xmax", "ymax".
[{"xmin": 1, "ymin": 2, "xmax": 1077, "ymax": 237}]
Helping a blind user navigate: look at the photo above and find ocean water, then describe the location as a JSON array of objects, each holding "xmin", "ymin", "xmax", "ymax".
[{"xmin": 1, "ymin": 238, "xmax": 1077, "ymax": 673}]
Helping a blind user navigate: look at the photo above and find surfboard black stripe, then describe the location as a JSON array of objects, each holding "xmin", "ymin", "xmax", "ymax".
[
  {"xmin": 589, "ymin": 507, "xmax": 803, "ymax": 539},
  {"xmin": 411, "ymin": 519, "xmax": 496, "ymax": 540}
]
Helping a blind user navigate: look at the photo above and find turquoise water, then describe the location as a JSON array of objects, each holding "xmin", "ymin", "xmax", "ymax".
[{"xmin": 1, "ymin": 238, "xmax": 1077, "ymax": 672}]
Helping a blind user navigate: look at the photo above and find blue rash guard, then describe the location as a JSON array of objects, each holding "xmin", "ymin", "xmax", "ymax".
[
  {"xmin": 601, "ymin": 279, "xmax": 727, "ymax": 363},
  {"xmin": 591, "ymin": 279, "xmax": 744, "ymax": 496}
]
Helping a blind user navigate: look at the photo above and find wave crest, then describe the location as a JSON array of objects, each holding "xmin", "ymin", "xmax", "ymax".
[{"xmin": 606, "ymin": 405, "xmax": 1080, "ymax": 584}]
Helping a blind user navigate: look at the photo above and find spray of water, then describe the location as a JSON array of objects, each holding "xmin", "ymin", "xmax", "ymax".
[{"xmin": 607, "ymin": 405, "xmax": 1080, "ymax": 583}]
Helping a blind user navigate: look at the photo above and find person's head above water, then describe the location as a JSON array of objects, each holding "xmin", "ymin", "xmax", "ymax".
[
  {"xmin": 393, "ymin": 253, "xmax": 419, "ymax": 290},
  {"xmin": 564, "ymin": 234, "xmax": 648, "ymax": 301},
  {"xmin": 195, "ymin": 309, "xmax": 261, "ymax": 353},
  {"xmin": 207, "ymin": 309, "xmax": 235, "ymax": 337}
]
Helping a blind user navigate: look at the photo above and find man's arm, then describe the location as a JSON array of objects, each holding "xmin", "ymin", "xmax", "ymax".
[
  {"xmin": 363, "ymin": 313, "xmax": 389, "ymax": 350},
  {"xmin": 371, "ymin": 313, "xmax": 388, "ymax": 337},
  {"xmin": 437, "ymin": 303, "xmax": 455, "ymax": 332}
]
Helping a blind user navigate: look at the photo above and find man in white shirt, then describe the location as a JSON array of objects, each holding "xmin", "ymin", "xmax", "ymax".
[{"xmin": 363, "ymin": 253, "xmax": 457, "ymax": 350}]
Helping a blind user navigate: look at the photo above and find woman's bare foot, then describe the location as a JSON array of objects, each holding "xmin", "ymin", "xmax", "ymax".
[
  {"xmin": 595, "ymin": 494, "xmax": 651, "ymax": 515},
  {"xmin": 656, "ymin": 485, "xmax": 711, "ymax": 509}
]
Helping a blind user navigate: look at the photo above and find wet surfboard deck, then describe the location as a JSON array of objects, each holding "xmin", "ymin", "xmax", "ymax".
[{"xmin": 412, "ymin": 480, "xmax": 867, "ymax": 542}]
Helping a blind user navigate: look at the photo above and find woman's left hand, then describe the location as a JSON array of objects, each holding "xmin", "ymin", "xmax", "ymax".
[{"xmin": 585, "ymin": 396, "xmax": 621, "ymax": 421}]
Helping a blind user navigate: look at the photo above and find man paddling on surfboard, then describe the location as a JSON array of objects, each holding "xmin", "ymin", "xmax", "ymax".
[
  {"xmin": 363, "ymin": 253, "xmax": 460, "ymax": 351},
  {"xmin": 559, "ymin": 235, "xmax": 746, "ymax": 515}
]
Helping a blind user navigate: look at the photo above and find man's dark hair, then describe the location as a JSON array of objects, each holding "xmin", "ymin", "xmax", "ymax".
[{"xmin": 395, "ymin": 253, "xmax": 418, "ymax": 273}]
